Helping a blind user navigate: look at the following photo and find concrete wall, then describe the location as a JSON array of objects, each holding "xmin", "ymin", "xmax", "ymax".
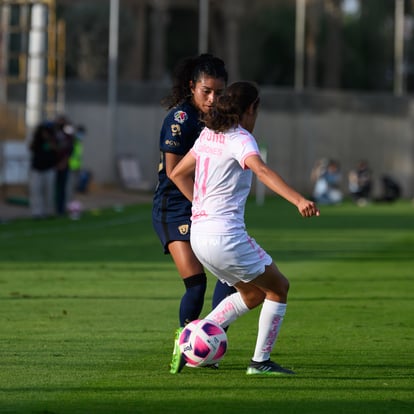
[{"xmin": 64, "ymin": 83, "xmax": 414, "ymax": 199}]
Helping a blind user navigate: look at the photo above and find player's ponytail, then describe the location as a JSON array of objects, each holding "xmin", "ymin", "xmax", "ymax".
[{"xmin": 203, "ymin": 81, "xmax": 260, "ymax": 132}]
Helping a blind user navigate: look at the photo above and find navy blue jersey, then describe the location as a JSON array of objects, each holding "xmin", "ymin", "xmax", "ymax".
[{"xmin": 152, "ymin": 101, "xmax": 203, "ymax": 224}]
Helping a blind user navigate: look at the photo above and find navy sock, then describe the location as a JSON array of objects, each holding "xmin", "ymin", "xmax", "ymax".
[
  {"xmin": 212, "ymin": 280, "xmax": 236, "ymax": 309},
  {"xmin": 179, "ymin": 273, "xmax": 207, "ymax": 326}
]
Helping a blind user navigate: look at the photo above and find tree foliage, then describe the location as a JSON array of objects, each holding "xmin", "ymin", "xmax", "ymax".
[
  {"xmin": 61, "ymin": 2, "xmax": 135, "ymax": 80},
  {"xmin": 239, "ymin": 4, "xmax": 295, "ymax": 86},
  {"xmin": 57, "ymin": 0, "xmax": 413, "ymax": 92},
  {"xmin": 342, "ymin": 0, "xmax": 395, "ymax": 91}
]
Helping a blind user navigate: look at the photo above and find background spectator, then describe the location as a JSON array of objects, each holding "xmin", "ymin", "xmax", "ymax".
[
  {"xmin": 54, "ymin": 115, "xmax": 75, "ymax": 216},
  {"xmin": 376, "ymin": 175, "xmax": 401, "ymax": 203},
  {"xmin": 28, "ymin": 122, "xmax": 58, "ymax": 219},
  {"xmin": 312, "ymin": 159, "xmax": 343, "ymax": 205},
  {"xmin": 348, "ymin": 160, "xmax": 372, "ymax": 206},
  {"xmin": 67, "ymin": 125, "xmax": 86, "ymax": 203}
]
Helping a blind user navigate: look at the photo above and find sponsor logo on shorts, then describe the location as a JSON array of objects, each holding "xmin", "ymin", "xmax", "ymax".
[{"xmin": 178, "ymin": 224, "xmax": 189, "ymax": 235}]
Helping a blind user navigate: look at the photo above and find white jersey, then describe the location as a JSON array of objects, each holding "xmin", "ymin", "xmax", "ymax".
[{"xmin": 190, "ymin": 125, "xmax": 260, "ymax": 234}]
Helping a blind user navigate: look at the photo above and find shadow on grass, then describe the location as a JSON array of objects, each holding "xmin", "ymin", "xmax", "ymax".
[
  {"xmin": 0, "ymin": 200, "xmax": 412, "ymax": 263},
  {"xmin": 0, "ymin": 393, "xmax": 412, "ymax": 414}
]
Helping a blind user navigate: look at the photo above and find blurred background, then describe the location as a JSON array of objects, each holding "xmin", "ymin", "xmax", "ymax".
[{"xmin": 0, "ymin": 0, "xmax": 413, "ymax": 207}]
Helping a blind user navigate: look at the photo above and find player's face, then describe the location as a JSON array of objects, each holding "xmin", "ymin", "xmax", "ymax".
[{"xmin": 191, "ymin": 75, "xmax": 226, "ymax": 114}]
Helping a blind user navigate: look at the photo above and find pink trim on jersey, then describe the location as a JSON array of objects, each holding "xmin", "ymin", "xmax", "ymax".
[{"xmin": 240, "ymin": 151, "xmax": 260, "ymax": 170}]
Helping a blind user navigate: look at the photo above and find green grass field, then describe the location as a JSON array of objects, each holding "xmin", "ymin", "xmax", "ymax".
[{"xmin": 0, "ymin": 198, "xmax": 413, "ymax": 414}]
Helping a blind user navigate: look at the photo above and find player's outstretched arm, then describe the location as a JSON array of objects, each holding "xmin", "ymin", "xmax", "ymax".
[
  {"xmin": 169, "ymin": 151, "xmax": 197, "ymax": 202},
  {"xmin": 245, "ymin": 154, "xmax": 320, "ymax": 217}
]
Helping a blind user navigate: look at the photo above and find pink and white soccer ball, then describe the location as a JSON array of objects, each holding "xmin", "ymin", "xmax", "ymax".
[
  {"xmin": 67, "ymin": 200, "xmax": 83, "ymax": 220},
  {"xmin": 179, "ymin": 319, "xmax": 227, "ymax": 367}
]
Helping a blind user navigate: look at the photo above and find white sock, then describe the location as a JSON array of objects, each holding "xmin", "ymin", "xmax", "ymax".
[
  {"xmin": 204, "ymin": 292, "xmax": 249, "ymax": 329},
  {"xmin": 252, "ymin": 299, "xmax": 287, "ymax": 362}
]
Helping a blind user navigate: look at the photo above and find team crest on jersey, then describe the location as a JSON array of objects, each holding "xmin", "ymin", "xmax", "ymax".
[
  {"xmin": 171, "ymin": 124, "xmax": 181, "ymax": 136},
  {"xmin": 174, "ymin": 110, "xmax": 188, "ymax": 124},
  {"xmin": 178, "ymin": 224, "xmax": 189, "ymax": 235}
]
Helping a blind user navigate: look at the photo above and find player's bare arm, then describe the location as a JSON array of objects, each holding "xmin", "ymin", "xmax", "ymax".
[
  {"xmin": 164, "ymin": 152, "xmax": 184, "ymax": 176},
  {"xmin": 245, "ymin": 154, "xmax": 319, "ymax": 217},
  {"xmin": 170, "ymin": 152, "xmax": 196, "ymax": 202}
]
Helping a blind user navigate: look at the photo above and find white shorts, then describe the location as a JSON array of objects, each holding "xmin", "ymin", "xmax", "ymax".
[{"xmin": 190, "ymin": 230, "xmax": 273, "ymax": 286}]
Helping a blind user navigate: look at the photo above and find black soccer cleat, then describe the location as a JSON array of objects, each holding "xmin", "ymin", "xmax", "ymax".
[{"xmin": 246, "ymin": 359, "xmax": 295, "ymax": 376}]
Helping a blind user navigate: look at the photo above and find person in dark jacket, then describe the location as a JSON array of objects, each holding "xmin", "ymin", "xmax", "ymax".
[
  {"xmin": 29, "ymin": 122, "xmax": 58, "ymax": 219},
  {"xmin": 54, "ymin": 116, "xmax": 75, "ymax": 216}
]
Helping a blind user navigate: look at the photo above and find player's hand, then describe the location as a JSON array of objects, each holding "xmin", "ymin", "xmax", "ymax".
[{"xmin": 297, "ymin": 199, "xmax": 320, "ymax": 217}]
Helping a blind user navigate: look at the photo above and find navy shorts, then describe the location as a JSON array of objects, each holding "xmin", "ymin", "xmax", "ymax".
[{"xmin": 153, "ymin": 219, "xmax": 191, "ymax": 254}]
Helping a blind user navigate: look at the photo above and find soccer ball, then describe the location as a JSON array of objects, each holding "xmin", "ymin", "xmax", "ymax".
[
  {"xmin": 179, "ymin": 319, "xmax": 227, "ymax": 367},
  {"xmin": 67, "ymin": 200, "xmax": 83, "ymax": 220}
]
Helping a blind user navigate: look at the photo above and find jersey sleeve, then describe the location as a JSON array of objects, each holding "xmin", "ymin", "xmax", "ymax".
[
  {"xmin": 229, "ymin": 129, "xmax": 260, "ymax": 169},
  {"xmin": 160, "ymin": 108, "xmax": 200, "ymax": 156}
]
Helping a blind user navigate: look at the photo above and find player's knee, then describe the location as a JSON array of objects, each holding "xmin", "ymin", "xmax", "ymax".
[
  {"xmin": 283, "ymin": 277, "xmax": 290, "ymax": 295},
  {"xmin": 268, "ymin": 275, "xmax": 289, "ymax": 302},
  {"xmin": 278, "ymin": 275, "xmax": 290, "ymax": 297}
]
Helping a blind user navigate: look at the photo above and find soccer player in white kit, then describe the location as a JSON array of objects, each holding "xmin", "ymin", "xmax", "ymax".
[{"xmin": 170, "ymin": 81, "xmax": 320, "ymax": 375}]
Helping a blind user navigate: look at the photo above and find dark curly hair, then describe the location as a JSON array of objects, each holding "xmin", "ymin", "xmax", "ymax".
[
  {"xmin": 202, "ymin": 81, "xmax": 260, "ymax": 132},
  {"xmin": 162, "ymin": 53, "xmax": 228, "ymax": 109}
]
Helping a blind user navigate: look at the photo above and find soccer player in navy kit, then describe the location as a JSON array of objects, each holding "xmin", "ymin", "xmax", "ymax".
[{"xmin": 152, "ymin": 54, "xmax": 236, "ymax": 373}]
